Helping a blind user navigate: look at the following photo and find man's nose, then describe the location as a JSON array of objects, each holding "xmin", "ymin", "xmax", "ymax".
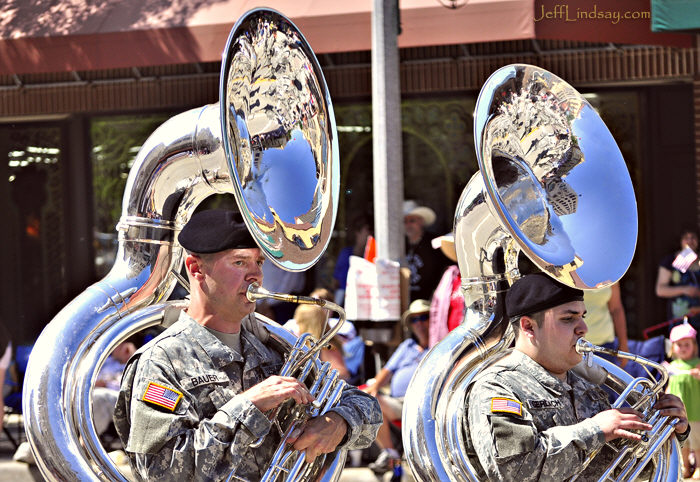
[
  {"xmin": 577, "ymin": 319, "xmax": 588, "ymax": 336},
  {"xmin": 247, "ymin": 264, "xmax": 263, "ymax": 283}
]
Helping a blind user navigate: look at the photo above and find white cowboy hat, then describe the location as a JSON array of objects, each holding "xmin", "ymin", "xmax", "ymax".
[
  {"xmin": 401, "ymin": 299, "xmax": 431, "ymax": 325},
  {"xmin": 431, "ymin": 233, "xmax": 457, "ymax": 263},
  {"xmin": 403, "ymin": 200, "xmax": 436, "ymax": 227}
]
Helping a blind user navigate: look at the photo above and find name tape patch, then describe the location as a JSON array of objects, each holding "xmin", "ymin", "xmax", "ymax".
[
  {"xmin": 190, "ymin": 374, "xmax": 222, "ymax": 387},
  {"xmin": 142, "ymin": 381, "xmax": 183, "ymax": 411},
  {"xmin": 491, "ymin": 397, "xmax": 522, "ymax": 416},
  {"xmin": 528, "ymin": 399, "xmax": 562, "ymax": 409}
]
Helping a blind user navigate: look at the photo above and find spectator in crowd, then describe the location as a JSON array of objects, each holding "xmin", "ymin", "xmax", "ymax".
[
  {"xmin": 666, "ymin": 322, "xmax": 700, "ymax": 478},
  {"xmin": 656, "ymin": 229, "xmax": 700, "ymax": 321},
  {"xmin": 92, "ymin": 339, "xmax": 137, "ymax": 439},
  {"xmin": 329, "ymin": 318, "xmax": 365, "ymax": 386},
  {"xmin": 333, "ymin": 215, "xmax": 372, "ymax": 306},
  {"xmin": 404, "ymin": 200, "xmax": 450, "ymax": 302},
  {"xmin": 309, "ymin": 288, "xmax": 365, "ymax": 384},
  {"xmin": 283, "ymin": 288, "xmax": 365, "ymax": 384},
  {"xmin": 428, "ymin": 233, "xmax": 465, "ymax": 348},
  {"xmin": 289, "ymin": 303, "xmax": 350, "ymax": 382},
  {"xmin": 362, "ymin": 299, "xmax": 431, "ymax": 474},
  {"xmin": 583, "ymin": 282, "xmax": 630, "ymax": 368}
]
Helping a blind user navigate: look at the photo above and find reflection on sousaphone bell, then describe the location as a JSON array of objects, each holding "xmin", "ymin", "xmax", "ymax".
[
  {"xmin": 220, "ymin": 8, "xmax": 339, "ymax": 271},
  {"xmin": 458, "ymin": 64, "xmax": 637, "ymax": 293}
]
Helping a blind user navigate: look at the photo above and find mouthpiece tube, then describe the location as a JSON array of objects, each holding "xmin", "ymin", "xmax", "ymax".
[
  {"xmin": 575, "ymin": 338, "xmax": 619, "ymax": 356},
  {"xmin": 575, "ymin": 338, "xmax": 669, "ymax": 393},
  {"xmin": 576, "ymin": 338, "xmax": 636, "ymax": 360},
  {"xmin": 246, "ymin": 282, "xmax": 346, "ymax": 374},
  {"xmin": 246, "ymin": 283, "xmax": 327, "ymax": 306}
]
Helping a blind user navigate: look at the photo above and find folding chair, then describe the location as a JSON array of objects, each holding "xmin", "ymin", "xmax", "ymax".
[
  {"xmin": 625, "ymin": 335, "xmax": 667, "ymax": 381},
  {"xmin": 643, "ymin": 317, "xmax": 684, "ymax": 340}
]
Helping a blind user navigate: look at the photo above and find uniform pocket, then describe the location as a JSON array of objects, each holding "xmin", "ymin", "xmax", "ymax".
[
  {"xmin": 581, "ymin": 387, "xmax": 610, "ymax": 412},
  {"xmin": 261, "ymin": 362, "xmax": 283, "ymax": 378},
  {"xmin": 180, "ymin": 370, "xmax": 230, "ymax": 416},
  {"xmin": 491, "ymin": 414, "xmax": 536, "ymax": 459}
]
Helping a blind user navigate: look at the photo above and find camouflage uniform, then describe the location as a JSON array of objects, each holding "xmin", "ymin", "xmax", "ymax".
[
  {"xmin": 114, "ymin": 311, "xmax": 381, "ymax": 481},
  {"xmin": 467, "ymin": 349, "xmax": 613, "ymax": 481}
]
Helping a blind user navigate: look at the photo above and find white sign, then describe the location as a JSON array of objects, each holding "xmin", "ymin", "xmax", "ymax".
[{"xmin": 344, "ymin": 256, "xmax": 401, "ymax": 321}]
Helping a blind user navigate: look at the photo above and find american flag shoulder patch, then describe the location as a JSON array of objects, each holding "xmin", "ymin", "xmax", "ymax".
[
  {"xmin": 142, "ymin": 381, "xmax": 183, "ymax": 411},
  {"xmin": 491, "ymin": 397, "xmax": 522, "ymax": 416}
]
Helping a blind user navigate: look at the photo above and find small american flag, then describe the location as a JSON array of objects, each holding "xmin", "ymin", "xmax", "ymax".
[
  {"xmin": 142, "ymin": 382, "xmax": 182, "ymax": 411},
  {"xmin": 672, "ymin": 247, "xmax": 698, "ymax": 273},
  {"xmin": 491, "ymin": 397, "xmax": 522, "ymax": 416}
]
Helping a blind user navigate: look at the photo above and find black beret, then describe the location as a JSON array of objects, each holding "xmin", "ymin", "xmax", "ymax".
[
  {"xmin": 178, "ymin": 209, "xmax": 258, "ymax": 253},
  {"xmin": 506, "ymin": 273, "xmax": 583, "ymax": 319}
]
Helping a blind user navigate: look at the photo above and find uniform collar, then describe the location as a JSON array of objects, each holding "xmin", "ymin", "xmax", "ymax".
[
  {"xmin": 510, "ymin": 349, "xmax": 572, "ymax": 396},
  {"xmin": 176, "ymin": 310, "xmax": 272, "ymax": 371},
  {"xmin": 239, "ymin": 314, "xmax": 279, "ymax": 373}
]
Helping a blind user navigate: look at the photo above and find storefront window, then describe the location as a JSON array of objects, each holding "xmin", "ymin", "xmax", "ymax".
[
  {"xmin": 90, "ymin": 114, "xmax": 170, "ymax": 276},
  {"xmin": 4, "ymin": 124, "xmax": 66, "ymax": 342},
  {"xmin": 333, "ymin": 96, "xmax": 476, "ymax": 240}
]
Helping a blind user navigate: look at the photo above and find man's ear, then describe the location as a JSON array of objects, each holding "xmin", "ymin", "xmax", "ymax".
[
  {"xmin": 520, "ymin": 315, "xmax": 537, "ymax": 339},
  {"xmin": 185, "ymin": 255, "xmax": 205, "ymax": 281}
]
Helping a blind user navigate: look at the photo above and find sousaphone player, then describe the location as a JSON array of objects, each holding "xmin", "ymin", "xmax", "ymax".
[
  {"xmin": 114, "ymin": 210, "xmax": 381, "ymax": 481},
  {"xmin": 466, "ymin": 273, "xmax": 689, "ymax": 481}
]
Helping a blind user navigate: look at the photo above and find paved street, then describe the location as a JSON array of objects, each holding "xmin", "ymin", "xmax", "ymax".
[
  {"xmin": 5, "ymin": 422, "xmax": 699, "ymax": 482},
  {"xmin": 0, "ymin": 414, "xmax": 39, "ymax": 482},
  {"xmin": 1, "ymin": 418, "xmax": 697, "ymax": 482},
  {"xmin": 8, "ymin": 412, "xmax": 694, "ymax": 482}
]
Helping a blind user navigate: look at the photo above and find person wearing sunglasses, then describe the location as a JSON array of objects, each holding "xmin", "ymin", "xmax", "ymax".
[{"xmin": 361, "ymin": 299, "xmax": 432, "ymax": 474}]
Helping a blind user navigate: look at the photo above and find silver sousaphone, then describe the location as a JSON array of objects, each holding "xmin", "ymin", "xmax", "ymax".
[
  {"xmin": 402, "ymin": 64, "xmax": 681, "ymax": 481},
  {"xmin": 23, "ymin": 8, "xmax": 344, "ymax": 482}
]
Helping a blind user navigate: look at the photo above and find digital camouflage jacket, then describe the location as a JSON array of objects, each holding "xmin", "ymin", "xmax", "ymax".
[{"xmin": 114, "ymin": 311, "xmax": 381, "ymax": 481}]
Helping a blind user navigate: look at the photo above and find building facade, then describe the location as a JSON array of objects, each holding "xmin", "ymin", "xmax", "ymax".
[{"xmin": 1, "ymin": 1, "xmax": 698, "ymax": 343}]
